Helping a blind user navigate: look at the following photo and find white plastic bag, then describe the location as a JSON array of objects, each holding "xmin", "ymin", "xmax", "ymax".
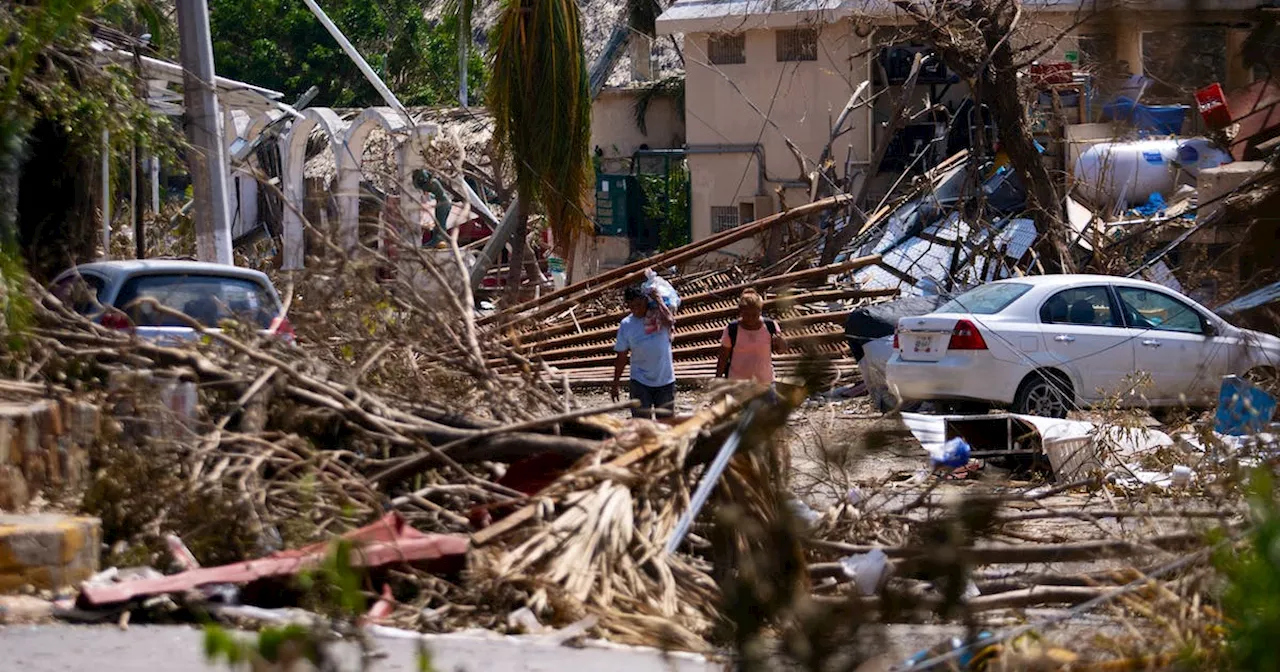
[
  {"xmin": 839, "ymin": 548, "xmax": 888, "ymax": 596},
  {"xmin": 641, "ymin": 269, "xmax": 681, "ymax": 312}
]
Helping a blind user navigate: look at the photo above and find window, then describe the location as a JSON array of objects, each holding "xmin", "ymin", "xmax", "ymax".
[
  {"xmin": 1040, "ymin": 286, "xmax": 1118, "ymax": 326},
  {"xmin": 936, "ymin": 282, "xmax": 1032, "ymax": 315},
  {"xmin": 710, "ymin": 206, "xmax": 741, "ymax": 233},
  {"xmin": 114, "ymin": 274, "xmax": 279, "ymax": 329},
  {"xmin": 52, "ymin": 275, "xmax": 106, "ymax": 316},
  {"xmin": 1142, "ymin": 27, "xmax": 1226, "ymax": 100},
  {"xmin": 1076, "ymin": 34, "xmax": 1117, "ymax": 73},
  {"xmin": 708, "ymin": 33, "xmax": 746, "ymax": 65},
  {"xmin": 1115, "ymin": 286, "xmax": 1205, "ymax": 334},
  {"xmin": 776, "ymin": 28, "xmax": 818, "ymax": 62}
]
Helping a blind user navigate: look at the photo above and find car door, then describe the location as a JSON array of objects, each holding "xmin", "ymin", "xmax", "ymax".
[
  {"xmin": 1114, "ymin": 285, "xmax": 1229, "ymax": 405},
  {"xmin": 1038, "ymin": 285, "xmax": 1135, "ymax": 403}
]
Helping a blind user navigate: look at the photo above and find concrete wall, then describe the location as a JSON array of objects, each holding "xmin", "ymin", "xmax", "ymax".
[
  {"xmin": 684, "ymin": 22, "xmax": 867, "ymax": 257},
  {"xmin": 591, "ymin": 89, "xmax": 686, "ymax": 170},
  {"xmin": 570, "ymin": 89, "xmax": 687, "ymax": 282}
]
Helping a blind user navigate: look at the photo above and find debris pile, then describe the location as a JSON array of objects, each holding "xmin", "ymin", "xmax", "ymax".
[{"xmin": 489, "ymin": 195, "xmax": 897, "ymax": 387}]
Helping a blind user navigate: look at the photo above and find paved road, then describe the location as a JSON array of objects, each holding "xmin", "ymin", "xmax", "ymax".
[{"xmin": 0, "ymin": 624, "xmax": 720, "ymax": 672}]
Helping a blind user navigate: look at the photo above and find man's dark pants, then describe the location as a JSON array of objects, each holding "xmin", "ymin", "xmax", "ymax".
[{"xmin": 629, "ymin": 380, "xmax": 676, "ymax": 418}]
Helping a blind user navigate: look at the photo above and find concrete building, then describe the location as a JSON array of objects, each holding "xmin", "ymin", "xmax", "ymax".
[{"xmin": 655, "ymin": 0, "xmax": 1261, "ymax": 253}]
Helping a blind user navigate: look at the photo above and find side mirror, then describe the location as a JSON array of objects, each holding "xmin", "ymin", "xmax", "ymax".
[{"xmin": 1203, "ymin": 321, "xmax": 1218, "ymax": 337}]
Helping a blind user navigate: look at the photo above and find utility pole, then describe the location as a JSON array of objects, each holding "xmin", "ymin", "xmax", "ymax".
[
  {"xmin": 175, "ymin": 0, "xmax": 233, "ymax": 265},
  {"xmin": 132, "ymin": 40, "xmax": 147, "ymax": 260}
]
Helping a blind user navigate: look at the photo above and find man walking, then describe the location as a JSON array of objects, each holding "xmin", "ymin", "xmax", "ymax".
[
  {"xmin": 716, "ymin": 288, "xmax": 788, "ymax": 383},
  {"xmin": 611, "ymin": 284, "xmax": 676, "ymax": 418}
]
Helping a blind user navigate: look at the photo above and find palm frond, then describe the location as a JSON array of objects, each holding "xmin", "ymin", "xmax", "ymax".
[
  {"xmin": 631, "ymin": 75, "xmax": 684, "ymax": 136},
  {"xmin": 488, "ymin": 0, "xmax": 593, "ymax": 249}
]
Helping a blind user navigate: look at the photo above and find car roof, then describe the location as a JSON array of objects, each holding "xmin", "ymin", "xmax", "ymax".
[
  {"xmin": 985, "ymin": 274, "xmax": 1173, "ymax": 293},
  {"xmin": 57, "ymin": 260, "xmax": 273, "ymax": 285}
]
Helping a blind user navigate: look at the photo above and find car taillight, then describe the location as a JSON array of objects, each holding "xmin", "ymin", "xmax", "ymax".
[
  {"xmin": 100, "ymin": 311, "xmax": 132, "ymax": 330},
  {"xmin": 892, "ymin": 329, "xmax": 899, "ymax": 349},
  {"xmin": 948, "ymin": 319, "xmax": 988, "ymax": 350},
  {"xmin": 269, "ymin": 316, "xmax": 296, "ymax": 339}
]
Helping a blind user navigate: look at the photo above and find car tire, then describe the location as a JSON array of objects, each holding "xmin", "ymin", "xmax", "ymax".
[{"xmin": 1012, "ymin": 371, "xmax": 1071, "ymax": 419}]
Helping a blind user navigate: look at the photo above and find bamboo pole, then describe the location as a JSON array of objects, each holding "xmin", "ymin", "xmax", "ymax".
[{"xmin": 482, "ymin": 194, "xmax": 855, "ymax": 326}]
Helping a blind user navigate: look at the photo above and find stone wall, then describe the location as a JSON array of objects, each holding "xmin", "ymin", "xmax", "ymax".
[{"xmin": 0, "ymin": 399, "xmax": 98, "ymax": 511}]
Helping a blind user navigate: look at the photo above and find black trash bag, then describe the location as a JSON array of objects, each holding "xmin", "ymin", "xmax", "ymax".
[{"xmin": 844, "ymin": 294, "xmax": 949, "ymax": 360}]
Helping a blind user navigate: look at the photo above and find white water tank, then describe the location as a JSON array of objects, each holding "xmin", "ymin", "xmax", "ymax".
[{"xmin": 1072, "ymin": 138, "xmax": 1231, "ymax": 210}]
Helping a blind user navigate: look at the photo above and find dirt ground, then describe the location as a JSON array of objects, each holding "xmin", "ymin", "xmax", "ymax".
[{"xmin": 573, "ymin": 385, "xmax": 1209, "ymax": 564}]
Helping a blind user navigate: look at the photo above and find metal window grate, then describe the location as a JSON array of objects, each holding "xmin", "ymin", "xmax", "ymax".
[
  {"xmin": 710, "ymin": 206, "xmax": 741, "ymax": 233},
  {"xmin": 708, "ymin": 33, "xmax": 746, "ymax": 65},
  {"xmin": 776, "ymin": 28, "xmax": 818, "ymax": 62}
]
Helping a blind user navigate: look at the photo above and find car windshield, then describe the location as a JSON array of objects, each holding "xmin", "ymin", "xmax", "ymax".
[
  {"xmin": 114, "ymin": 274, "xmax": 278, "ymax": 329},
  {"xmin": 935, "ymin": 282, "xmax": 1032, "ymax": 315}
]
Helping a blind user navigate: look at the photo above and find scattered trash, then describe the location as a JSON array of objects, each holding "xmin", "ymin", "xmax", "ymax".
[
  {"xmin": 641, "ymin": 269, "xmax": 681, "ymax": 313},
  {"xmin": 927, "ymin": 437, "xmax": 971, "ymax": 469},
  {"xmin": 1171, "ymin": 465, "xmax": 1194, "ymax": 488},
  {"xmin": 506, "ymin": 607, "xmax": 545, "ymax": 634},
  {"xmin": 839, "ymin": 549, "xmax": 888, "ymax": 596},
  {"xmin": 787, "ymin": 498, "xmax": 821, "ymax": 528},
  {"xmin": 902, "ymin": 631, "xmax": 995, "ymax": 669},
  {"xmin": 1215, "ymin": 375, "xmax": 1277, "ymax": 436}
]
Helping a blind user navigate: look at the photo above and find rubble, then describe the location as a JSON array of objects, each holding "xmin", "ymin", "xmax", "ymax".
[{"xmin": 9, "ymin": 31, "xmax": 1280, "ymax": 672}]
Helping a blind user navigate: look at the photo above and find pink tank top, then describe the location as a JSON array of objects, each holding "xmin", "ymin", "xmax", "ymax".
[{"xmin": 722, "ymin": 322, "xmax": 775, "ymax": 384}]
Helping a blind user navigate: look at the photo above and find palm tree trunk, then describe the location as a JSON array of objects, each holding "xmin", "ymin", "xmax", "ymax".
[
  {"xmin": 504, "ymin": 198, "xmax": 528, "ymax": 301},
  {"xmin": 458, "ymin": 4, "xmax": 470, "ymax": 107},
  {"xmin": 0, "ymin": 117, "xmax": 24, "ymax": 249}
]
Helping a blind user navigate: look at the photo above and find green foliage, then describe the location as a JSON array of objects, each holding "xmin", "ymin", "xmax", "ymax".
[
  {"xmin": 488, "ymin": 0, "xmax": 593, "ymax": 248},
  {"xmin": 296, "ymin": 538, "xmax": 366, "ymax": 618},
  {"xmin": 0, "ymin": 0, "xmax": 173, "ymax": 261},
  {"xmin": 1214, "ymin": 468, "xmax": 1280, "ymax": 671},
  {"xmin": 0, "ymin": 245, "xmax": 33, "ymax": 350},
  {"xmin": 209, "ymin": 0, "xmax": 486, "ymax": 107},
  {"xmin": 0, "ymin": 1, "xmax": 161, "ymax": 146},
  {"xmin": 637, "ymin": 160, "xmax": 690, "ymax": 252},
  {"xmin": 631, "ymin": 76, "xmax": 684, "ymax": 136}
]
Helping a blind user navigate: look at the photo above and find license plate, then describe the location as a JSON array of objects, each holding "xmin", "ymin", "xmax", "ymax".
[{"xmin": 911, "ymin": 335, "xmax": 935, "ymax": 354}]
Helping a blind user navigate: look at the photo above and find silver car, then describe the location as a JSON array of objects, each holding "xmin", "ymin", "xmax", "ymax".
[{"xmin": 50, "ymin": 260, "xmax": 291, "ymax": 343}]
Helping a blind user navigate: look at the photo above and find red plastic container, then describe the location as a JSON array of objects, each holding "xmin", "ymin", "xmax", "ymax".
[
  {"xmin": 1196, "ymin": 83, "xmax": 1233, "ymax": 130},
  {"xmin": 1031, "ymin": 62, "xmax": 1073, "ymax": 87}
]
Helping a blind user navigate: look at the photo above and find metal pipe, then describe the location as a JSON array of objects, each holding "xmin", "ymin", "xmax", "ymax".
[
  {"xmin": 648, "ymin": 144, "xmax": 812, "ymax": 193},
  {"xmin": 149, "ymin": 155, "xmax": 160, "ymax": 214},
  {"xmin": 666, "ymin": 403, "xmax": 758, "ymax": 555},
  {"xmin": 299, "ymin": 0, "xmax": 412, "ymax": 125},
  {"xmin": 681, "ymin": 144, "xmax": 765, "ymax": 195},
  {"xmin": 101, "ymin": 129, "xmax": 111, "ymax": 260}
]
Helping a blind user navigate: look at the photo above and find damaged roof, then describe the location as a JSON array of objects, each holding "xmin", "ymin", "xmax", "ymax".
[
  {"xmin": 428, "ymin": 0, "xmax": 685, "ymax": 91},
  {"xmin": 656, "ymin": 0, "xmax": 1263, "ymax": 34}
]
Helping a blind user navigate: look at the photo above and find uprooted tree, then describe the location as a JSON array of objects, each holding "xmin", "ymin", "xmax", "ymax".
[
  {"xmin": 821, "ymin": 0, "xmax": 1080, "ymax": 272},
  {"xmin": 896, "ymin": 0, "xmax": 1077, "ymax": 271},
  {"xmin": 901, "ymin": 0, "xmax": 1087, "ymax": 271}
]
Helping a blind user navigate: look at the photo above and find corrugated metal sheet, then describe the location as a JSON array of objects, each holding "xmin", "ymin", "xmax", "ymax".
[
  {"xmin": 1215, "ymin": 279, "xmax": 1280, "ymax": 316},
  {"xmin": 993, "ymin": 218, "xmax": 1038, "ymax": 260}
]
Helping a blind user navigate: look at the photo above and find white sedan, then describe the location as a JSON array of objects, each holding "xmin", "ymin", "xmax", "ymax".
[{"xmin": 885, "ymin": 275, "xmax": 1280, "ymax": 418}]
